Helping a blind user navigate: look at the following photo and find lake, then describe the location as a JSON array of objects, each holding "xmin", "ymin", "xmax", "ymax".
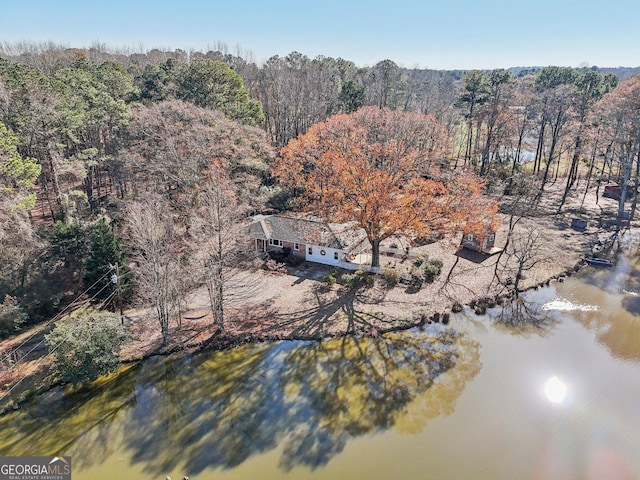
[{"xmin": 1, "ymin": 262, "xmax": 639, "ymax": 479}]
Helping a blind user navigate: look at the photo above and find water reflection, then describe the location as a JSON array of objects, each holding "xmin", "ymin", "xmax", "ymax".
[
  {"xmin": 0, "ymin": 329, "xmax": 480, "ymax": 477},
  {"xmin": 0, "ymin": 364, "xmax": 140, "ymax": 464},
  {"xmin": 555, "ymin": 260, "xmax": 640, "ymax": 363},
  {"xmin": 543, "ymin": 376, "xmax": 568, "ymax": 405}
]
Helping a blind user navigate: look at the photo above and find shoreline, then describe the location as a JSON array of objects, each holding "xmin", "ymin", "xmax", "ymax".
[
  {"xmin": 0, "ymin": 185, "xmax": 635, "ymax": 414},
  {"xmin": 0, "ymin": 256, "xmax": 594, "ymax": 417}
]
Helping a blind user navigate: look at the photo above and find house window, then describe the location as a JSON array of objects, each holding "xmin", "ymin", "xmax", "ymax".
[
  {"xmin": 334, "ymin": 252, "xmax": 339, "ymax": 260},
  {"xmin": 269, "ymin": 239, "xmax": 283, "ymax": 247},
  {"xmin": 320, "ymin": 249, "xmax": 326, "ymax": 256},
  {"xmin": 308, "ymin": 246, "xmax": 313, "ymax": 255},
  {"xmin": 294, "ymin": 243, "xmax": 299, "ymax": 251}
]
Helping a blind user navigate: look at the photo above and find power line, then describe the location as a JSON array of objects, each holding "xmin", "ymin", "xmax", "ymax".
[
  {"xmin": 0, "ymin": 268, "xmax": 116, "ymax": 366},
  {"xmin": 1, "ymin": 269, "xmax": 132, "ymax": 371},
  {"xmin": 0, "ymin": 286, "xmax": 125, "ymax": 405}
]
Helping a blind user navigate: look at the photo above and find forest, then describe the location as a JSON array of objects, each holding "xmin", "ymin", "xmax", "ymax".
[{"xmin": 1, "ymin": 42, "xmax": 640, "ymax": 347}]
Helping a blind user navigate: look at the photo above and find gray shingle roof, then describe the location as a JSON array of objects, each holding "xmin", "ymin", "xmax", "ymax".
[{"xmin": 248, "ymin": 215, "xmax": 367, "ymax": 252}]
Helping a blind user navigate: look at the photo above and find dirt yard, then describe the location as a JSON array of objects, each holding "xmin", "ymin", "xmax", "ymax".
[{"xmin": 151, "ymin": 181, "xmax": 639, "ymax": 344}]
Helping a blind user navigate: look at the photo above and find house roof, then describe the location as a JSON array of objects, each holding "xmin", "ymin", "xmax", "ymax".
[{"xmin": 248, "ymin": 215, "xmax": 367, "ymax": 252}]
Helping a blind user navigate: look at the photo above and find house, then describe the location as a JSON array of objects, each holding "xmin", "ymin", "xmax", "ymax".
[
  {"xmin": 602, "ymin": 185, "xmax": 622, "ymax": 201},
  {"xmin": 248, "ymin": 215, "xmax": 369, "ymax": 269},
  {"xmin": 461, "ymin": 229, "xmax": 501, "ymax": 255},
  {"xmin": 602, "ymin": 184, "xmax": 636, "ymax": 202}
]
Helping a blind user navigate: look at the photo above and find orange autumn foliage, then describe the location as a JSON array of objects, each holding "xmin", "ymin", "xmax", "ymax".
[{"xmin": 274, "ymin": 106, "xmax": 497, "ymax": 267}]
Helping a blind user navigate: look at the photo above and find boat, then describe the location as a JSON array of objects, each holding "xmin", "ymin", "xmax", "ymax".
[{"xmin": 585, "ymin": 257, "xmax": 614, "ymax": 267}]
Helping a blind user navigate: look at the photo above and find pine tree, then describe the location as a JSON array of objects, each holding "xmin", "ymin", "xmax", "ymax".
[{"xmin": 83, "ymin": 218, "xmax": 132, "ymax": 310}]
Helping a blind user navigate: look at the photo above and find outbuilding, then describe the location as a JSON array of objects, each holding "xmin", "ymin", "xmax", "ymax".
[{"xmin": 461, "ymin": 229, "xmax": 501, "ymax": 255}]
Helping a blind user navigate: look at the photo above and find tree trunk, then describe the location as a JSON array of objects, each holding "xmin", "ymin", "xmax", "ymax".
[
  {"xmin": 480, "ymin": 121, "xmax": 496, "ymax": 176},
  {"xmin": 617, "ymin": 149, "xmax": 633, "ymax": 224},
  {"xmin": 464, "ymin": 119, "xmax": 474, "ymax": 166},
  {"xmin": 534, "ymin": 121, "xmax": 546, "ymax": 175},
  {"xmin": 371, "ymin": 239, "xmax": 381, "ymax": 268},
  {"xmin": 559, "ymin": 131, "xmax": 584, "ymax": 212},
  {"xmin": 580, "ymin": 134, "xmax": 600, "ymax": 209}
]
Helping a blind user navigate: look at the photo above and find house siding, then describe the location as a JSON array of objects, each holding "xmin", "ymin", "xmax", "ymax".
[
  {"xmin": 461, "ymin": 232, "xmax": 495, "ymax": 253},
  {"xmin": 248, "ymin": 215, "xmax": 369, "ymax": 269},
  {"xmin": 283, "ymin": 241, "xmax": 306, "ymax": 259},
  {"xmin": 306, "ymin": 244, "xmax": 343, "ymax": 267}
]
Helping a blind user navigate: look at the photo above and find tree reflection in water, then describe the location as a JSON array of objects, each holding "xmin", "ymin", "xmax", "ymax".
[{"xmin": 0, "ymin": 329, "xmax": 481, "ymax": 476}]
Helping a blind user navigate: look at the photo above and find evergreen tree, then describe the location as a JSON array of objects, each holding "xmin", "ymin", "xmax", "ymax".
[
  {"xmin": 45, "ymin": 311, "xmax": 127, "ymax": 386},
  {"xmin": 83, "ymin": 218, "xmax": 132, "ymax": 310},
  {"xmin": 339, "ymin": 80, "xmax": 365, "ymax": 113}
]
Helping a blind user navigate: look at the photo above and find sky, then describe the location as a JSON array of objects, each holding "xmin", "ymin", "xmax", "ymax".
[{"xmin": 1, "ymin": 0, "xmax": 639, "ymax": 70}]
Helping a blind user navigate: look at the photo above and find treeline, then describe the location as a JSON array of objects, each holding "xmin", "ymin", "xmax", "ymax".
[{"xmin": 1, "ymin": 42, "xmax": 640, "ymax": 340}]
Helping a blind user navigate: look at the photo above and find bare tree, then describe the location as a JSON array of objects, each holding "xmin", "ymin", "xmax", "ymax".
[
  {"xmin": 598, "ymin": 75, "xmax": 640, "ymax": 225},
  {"xmin": 126, "ymin": 197, "xmax": 186, "ymax": 345},
  {"xmin": 478, "ymin": 69, "xmax": 516, "ymax": 176},
  {"xmin": 493, "ymin": 222, "xmax": 548, "ymax": 298},
  {"xmin": 191, "ymin": 169, "xmax": 249, "ymax": 332}
]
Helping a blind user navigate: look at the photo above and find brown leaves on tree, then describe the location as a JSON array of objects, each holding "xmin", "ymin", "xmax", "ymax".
[
  {"xmin": 123, "ymin": 100, "xmax": 274, "ymax": 209},
  {"xmin": 274, "ymin": 106, "xmax": 497, "ymax": 267}
]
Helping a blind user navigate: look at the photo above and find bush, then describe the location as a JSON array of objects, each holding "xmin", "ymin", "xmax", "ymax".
[
  {"xmin": 340, "ymin": 272, "xmax": 358, "ymax": 287},
  {"xmin": 323, "ymin": 273, "xmax": 337, "ymax": 285},
  {"xmin": 381, "ymin": 266, "xmax": 400, "ymax": 286},
  {"xmin": 424, "ymin": 258, "xmax": 443, "ymax": 283},
  {"xmin": 45, "ymin": 311, "xmax": 127, "ymax": 386},
  {"xmin": 413, "ymin": 254, "xmax": 426, "ymax": 267},
  {"xmin": 429, "ymin": 258, "xmax": 443, "ymax": 269},
  {"xmin": 264, "ymin": 259, "xmax": 288, "ymax": 274},
  {"xmin": 341, "ymin": 269, "xmax": 374, "ymax": 288},
  {"xmin": 361, "ymin": 271, "xmax": 375, "ymax": 287}
]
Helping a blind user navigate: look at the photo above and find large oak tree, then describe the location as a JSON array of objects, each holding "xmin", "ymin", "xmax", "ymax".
[{"xmin": 274, "ymin": 106, "xmax": 497, "ymax": 267}]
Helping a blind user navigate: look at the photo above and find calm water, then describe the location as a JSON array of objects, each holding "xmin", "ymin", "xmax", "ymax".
[{"xmin": 1, "ymin": 263, "xmax": 640, "ymax": 480}]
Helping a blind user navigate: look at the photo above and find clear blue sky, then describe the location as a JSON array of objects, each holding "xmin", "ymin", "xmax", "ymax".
[{"xmin": 1, "ymin": 0, "xmax": 638, "ymax": 69}]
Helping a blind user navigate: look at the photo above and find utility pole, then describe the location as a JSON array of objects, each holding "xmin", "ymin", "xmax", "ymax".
[{"xmin": 111, "ymin": 263, "xmax": 124, "ymax": 324}]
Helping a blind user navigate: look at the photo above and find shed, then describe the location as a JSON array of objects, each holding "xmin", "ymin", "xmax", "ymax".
[{"xmin": 461, "ymin": 230, "xmax": 501, "ymax": 255}]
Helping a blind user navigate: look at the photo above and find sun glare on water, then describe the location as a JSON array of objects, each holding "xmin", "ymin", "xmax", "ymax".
[{"xmin": 544, "ymin": 375, "xmax": 568, "ymax": 404}]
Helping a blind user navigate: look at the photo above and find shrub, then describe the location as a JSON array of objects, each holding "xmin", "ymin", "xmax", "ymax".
[
  {"xmin": 45, "ymin": 311, "xmax": 127, "ymax": 386},
  {"xmin": 381, "ymin": 266, "xmax": 400, "ymax": 286},
  {"xmin": 341, "ymin": 269, "xmax": 374, "ymax": 288},
  {"xmin": 410, "ymin": 273, "xmax": 424, "ymax": 286},
  {"xmin": 341, "ymin": 272, "xmax": 358, "ymax": 287},
  {"xmin": 413, "ymin": 254, "xmax": 426, "ymax": 267},
  {"xmin": 323, "ymin": 273, "xmax": 337, "ymax": 285},
  {"xmin": 361, "ymin": 272, "xmax": 375, "ymax": 287},
  {"xmin": 429, "ymin": 258, "xmax": 443, "ymax": 269},
  {"xmin": 264, "ymin": 259, "xmax": 288, "ymax": 274},
  {"xmin": 424, "ymin": 258, "xmax": 443, "ymax": 283}
]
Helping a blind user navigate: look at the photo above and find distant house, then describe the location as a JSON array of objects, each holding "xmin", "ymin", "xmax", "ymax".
[
  {"xmin": 602, "ymin": 185, "xmax": 622, "ymax": 201},
  {"xmin": 248, "ymin": 215, "xmax": 369, "ymax": 269},
  {"xmin": 461, "ymin": 229, "xmax": 501, "ymax": 255},
  {"xmin": 602, "ymin": 184, "xmax": 636, "ymax": 202}
]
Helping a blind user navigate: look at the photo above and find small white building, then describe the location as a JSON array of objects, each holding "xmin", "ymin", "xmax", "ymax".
[{"xmin": 248, "ymin": 215, "xmax": 369, "ymax": 269}]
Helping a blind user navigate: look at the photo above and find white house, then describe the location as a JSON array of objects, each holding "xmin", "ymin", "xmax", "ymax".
[{"xmin": 248, "ymin": 215, "xmax": 369, "ymax": 269}]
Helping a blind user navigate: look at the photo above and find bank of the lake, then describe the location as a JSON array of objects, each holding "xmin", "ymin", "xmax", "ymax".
[
  {"xmin": 1, "ymin": 264, "xmax": 639, "ymax": 479},
  {"xmin": 0, "ymin": 185, "xmax": 633, "ymax": 414}
]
